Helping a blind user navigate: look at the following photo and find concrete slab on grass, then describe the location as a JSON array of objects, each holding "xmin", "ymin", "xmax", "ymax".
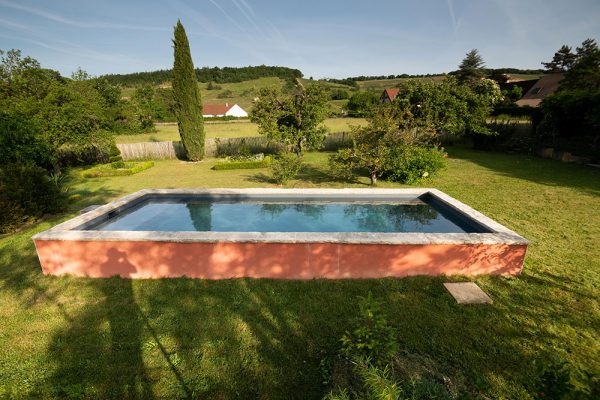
[{"xmin": 444, "ymin": 282, "xmax": 493, "ymax": 304}]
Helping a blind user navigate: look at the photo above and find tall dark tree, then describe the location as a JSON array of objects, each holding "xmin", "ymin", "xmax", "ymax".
[
  {"xmin": 457, "ymin": 49, "xmax": 485, "ymax": 83},
  {"xmin": 172, "ymin": 20, "xmax": 204, "ymax": 161},
  {"xmin": 563, "ymin": 38, "xmax": 600, "ymax": 90},
  {"xmin": 542, "ymin": 45, "xmax": 577, "ymax": 72}
]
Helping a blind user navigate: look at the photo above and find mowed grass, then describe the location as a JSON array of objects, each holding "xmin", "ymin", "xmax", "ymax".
[
  {"xmin": 114, "ymin": 118, "xmax": 368, "ymax": 144},
  {"xmin": 0, "ymin": 148, "xmax": 599, "ymax": 398}
]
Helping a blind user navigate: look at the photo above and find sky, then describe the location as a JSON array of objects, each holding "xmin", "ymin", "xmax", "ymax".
[{"xmin": 1, "ymin": 0, "xmax": 599, "ymax": 79}]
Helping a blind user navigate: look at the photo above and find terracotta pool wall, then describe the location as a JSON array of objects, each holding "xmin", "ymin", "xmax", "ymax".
[
  {"xmin": 34, "ymin": 240, "xmax": 527, "ymax": 279},
  {"xmin": 32, "ymin": 188, "xmax": 529, "ymax": 279}
]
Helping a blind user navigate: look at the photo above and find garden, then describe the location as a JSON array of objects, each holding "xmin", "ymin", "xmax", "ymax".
[{"xmin": 0, "ymin": 25, "xmax": 599, "ymax": 399}]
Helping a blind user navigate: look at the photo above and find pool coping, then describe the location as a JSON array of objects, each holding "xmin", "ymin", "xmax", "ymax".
[{"xmin": 32, "ymin": 188, "xmax": 528, "ymax": 246}]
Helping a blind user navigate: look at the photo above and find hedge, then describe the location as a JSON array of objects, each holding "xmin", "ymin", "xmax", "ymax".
[
  {"xmin": 212, "ymin": 156, "xmax": 272, "ymax": 170},
  {"xmin": 81, "ymin": 161, "xmax": 154, "ymax": 178}
]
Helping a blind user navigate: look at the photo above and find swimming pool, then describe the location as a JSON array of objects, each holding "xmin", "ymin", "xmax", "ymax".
[{"xmin": 33, "ymin": 188, "xmax": 528, "ymax": 279}]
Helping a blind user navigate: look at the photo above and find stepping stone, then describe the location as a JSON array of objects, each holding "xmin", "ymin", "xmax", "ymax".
[
  {"xmin": 80, "ymin": 205, "xmax": 100, "ymax": 215},
  {"xmin": 443, "ymin": 282, "xmax": 493, "ymax": 304}
]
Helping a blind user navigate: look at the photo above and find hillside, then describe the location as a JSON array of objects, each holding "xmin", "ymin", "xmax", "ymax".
[
  {"xmin": 120, "ymin": 73, "xmax": 544, "ymax": 121},
  {"xmin": 122, "ymin": 77, "xmax": 355, "ymax": 116}
]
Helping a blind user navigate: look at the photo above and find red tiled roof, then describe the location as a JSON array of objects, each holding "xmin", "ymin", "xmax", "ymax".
[
  {"xmin": 202, "ymin": 103, "xmax": 234, "ymax": 115},
  {"xmin": 383, "ymin": 88, "xmax": 400, "ymax": 101}
]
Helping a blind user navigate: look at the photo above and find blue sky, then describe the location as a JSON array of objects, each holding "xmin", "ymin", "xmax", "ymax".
[{"xmin": 1, "ymin": 0, "xmax": 599, "ymax": 78}]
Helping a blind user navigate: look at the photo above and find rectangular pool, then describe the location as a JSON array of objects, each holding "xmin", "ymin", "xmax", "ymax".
[{"xmin": 33, "ymin": 189, "xmax": 528, "ymax": 279}]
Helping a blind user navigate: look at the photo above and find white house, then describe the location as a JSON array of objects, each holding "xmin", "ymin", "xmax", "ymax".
[{"xmin": 202, "ymin": 103, "xmax": 248, "ymax": 118}]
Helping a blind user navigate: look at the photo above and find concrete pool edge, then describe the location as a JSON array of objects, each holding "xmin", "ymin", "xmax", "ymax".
[
  {"xmin": 32, "ymin": 188, "xmax": 528, "ymax": 246},
  {"xmin": 32, "ymin": 188, "xmax": 528, "ymax": 279}
]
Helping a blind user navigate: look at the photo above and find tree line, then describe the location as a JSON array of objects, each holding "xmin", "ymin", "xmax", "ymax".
[{"xmin": 101, "ymin": 65, "xmax": 303, "ymax": 86}]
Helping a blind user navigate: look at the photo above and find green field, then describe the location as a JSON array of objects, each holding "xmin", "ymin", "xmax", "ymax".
[
  {"xmin": 115, "ymin": 118, "xmax": 368, "ymax": 144},
  {"xmin": 122, "ymin": 77, "xmax": 354, "ymax": 110},
  {"xmin": 0, "ymin": 148, "xmax": 598, "ymax": 398},
  {"xmin": 356, "ymin": 76, "xmax": 447, "ymax": 91}
]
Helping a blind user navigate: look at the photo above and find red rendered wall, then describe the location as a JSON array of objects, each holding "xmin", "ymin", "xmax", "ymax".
[{"xmin": 34, "ymin": 240, "xmax": 526, "ymax": 279}]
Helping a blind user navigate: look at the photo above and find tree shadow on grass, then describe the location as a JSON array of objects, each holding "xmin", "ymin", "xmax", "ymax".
[
  {"xmin": 245, "ymin": 172, "xmax": 274, "ymax": 184},
  {"xmin": 446, "ymin": 146, "xmax": 600, "ymax": 196},
  {"xmin": 245, "ymin": 163, "xmax": 368, "ymax": 187},
  {"xmin": 2, "ymin": 205, "xmax": 596, "ymax": 398}
]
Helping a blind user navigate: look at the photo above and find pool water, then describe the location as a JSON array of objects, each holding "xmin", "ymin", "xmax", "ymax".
[{"xmin": 87, "ymin": 201, "xmax": 481, "ymax": 233}]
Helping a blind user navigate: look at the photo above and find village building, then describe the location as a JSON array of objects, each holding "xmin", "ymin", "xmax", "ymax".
[{"xmin": 202, "ymin": 103, "xmax": 248, "ymax": 118}]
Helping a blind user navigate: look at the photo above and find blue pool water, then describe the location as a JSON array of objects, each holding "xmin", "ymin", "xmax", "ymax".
[{"xmin": 86, "ymin": 200, "xmax": 481, "ymax": 233}]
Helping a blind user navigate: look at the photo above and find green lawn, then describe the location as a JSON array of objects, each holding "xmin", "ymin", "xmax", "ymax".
[
  {"xmin": 115, "ymin": 118, "xmax": 367, "ymax": 144},
  {"xmin": 0, "ymin": 148, "xmax": 599, "ymax": 398}
]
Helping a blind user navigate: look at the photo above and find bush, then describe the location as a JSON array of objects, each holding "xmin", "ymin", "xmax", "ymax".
[
  {"xmin": 55, "ymin": 130, "xmax": 117, "ymax": 167},
  {"xmin": 331, "ymin": 89, "xmax": 350, "ymax": 100},
  {"xmin": 215, "ymin": 137, "xmax": 252, "ymax": 159},
  {"xmin": 212, "ymin": 156, "xmax": 272, "ymax": 170},
  {"xmin": 473, "ymin": 120, "xmax": 535, "ymax": 153},
  {"xmin": 217, "ymin": 89, "xmax": 233, "ymax": 98},
  {"xmin": 347, "ymin": 91, "xmax": 379, "ymax": 117},
  {"xmin": 214, "ymin": 137, "xmax": 284, "ymax": 158},
  {"xmin": 80, "ymin": 161, "xmax": 154, "ymax": 178},
  {"xmin": 108, "ymin": 142, "xmax": 122, "ymax": 162},
  {"xmin": 340, "ymin": 293, "xmax": 398, "ymax": 364},
  {"xmin": 0, "ymin": 164, "xmax": 66, "ymax": 233},
  {"xmin": 383, "ymin": 146, "xmax": 446, "ymax": 184},
  {"xmin": 537, "ymin": 89, "xmax": 600, "ymax": 159},
  {"xmin": 271, "ymin": 153, "xmax": 303, "ymax": 184}
]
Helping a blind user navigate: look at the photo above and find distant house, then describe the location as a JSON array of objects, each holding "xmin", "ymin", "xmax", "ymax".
[
  {"xmin": 202, "ymin": 103, "xmax": 248, "ymax": 118},
  {"xmin": 516, "ymin": 73, "xmax": 564, "ymax": 107},
  {"xmin": 380, "ymin": 88, "xmax": 400, "ymax": 103}
]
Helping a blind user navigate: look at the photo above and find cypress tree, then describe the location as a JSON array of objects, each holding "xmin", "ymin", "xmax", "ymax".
[{"xmin": 172, "ymin": 20, "xmax": 204, "ymax": 160}]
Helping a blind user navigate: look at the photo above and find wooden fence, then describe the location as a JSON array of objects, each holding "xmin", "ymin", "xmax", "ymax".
[{"xmin": 116, "ymin": 132, "xmax": 354, "ymax": 160}]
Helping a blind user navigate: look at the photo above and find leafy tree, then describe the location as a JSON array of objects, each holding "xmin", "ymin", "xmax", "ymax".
[
  {"xmin": 100, "ymin": 65, "xmax": 303, "ymax": 86},
  {"xmin": 346, "ymin": 91, "xmax": 379, "ymax": 117},
  {"xmin": 0, "ymin": 110, "xmax": 53, "ymax": 168},
  {"xmin": 172, "ymin": 20, "xmax": 204, "ymax": 160},
  {"xmin": 132, "ymin": 86, "xmax": 157, "ymax": 130},
  {"xmin": 499, "ymin": 85, "xmax": 523, "ymax": 106},
  {"xmin": 331, "ymin": 89, "xmax": 349, "ymax": 100},
  {"xmin": 250, "ymin": 80, "xmax": 329, "ymax": 157},
  {"xmin": 537, "ymin": 38, "xmax": 600, "ymax": 158},
  {"xmin": 71, "ymin": 67, "xmax": 92, "ymax": 81},
  {"xmin": 397, "ymin": 76, "xmax": 500, "ymax": 136},
  {"xmin": 562, "ymin": 38, "xmax": 600, "ymax": 90},
  {"xmin": 0, "ymin": 49, "xmax": 40, "ymax": 83},
  {"xmin": 456, "ymin": 49, "xmax": 485, "ymax": 83},
  {"xmin": 542, "ymin": 45, "xmax": 577, "ymax": 72}
]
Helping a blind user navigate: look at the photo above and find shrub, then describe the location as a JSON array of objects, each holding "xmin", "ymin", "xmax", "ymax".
[
  {"xmin": 80, "ymin": 161, "xmax": 154, "ymax": 178},
  {"xmin": 108, "ymin": 142, "xmax": 122, "ymax": 162},
  {"xmin": 383, "ymin": 146, "xmax": 447, "ymax": 184},
  {"xmin": 217, "ymin": 89, "xmax": 233, "ymax": 98},
  {"xmin": 212, "ymin": 156, "xmax": 272, "ymax": 170},
  {"xmin": 347, "ymin": 91, "xmax": 379, "ymax": 117},
  {"xmin": 0, "ymin": 163, "xmax": 67, "ymax": 233},
  {"xmin": 473, "ymin": 120, "xmax": 535, "ymax": 153},
  {"xmin": 55, "ymin": 130, "xmax": 117, "ymax": 167},
  {"xmin": 331, "ymin": 89, "xmax": 350, "ymax": 100},
  {"xmin": 215, "ymin": 137, "xmax": 252, "ymax": 159},
  {"xmin": 271, "ymin": 152, "xmax": 303, "ymax": 184},
  {"xmin": 340, "ymin": 293, "xmax": 397, "ymax": 364}
]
